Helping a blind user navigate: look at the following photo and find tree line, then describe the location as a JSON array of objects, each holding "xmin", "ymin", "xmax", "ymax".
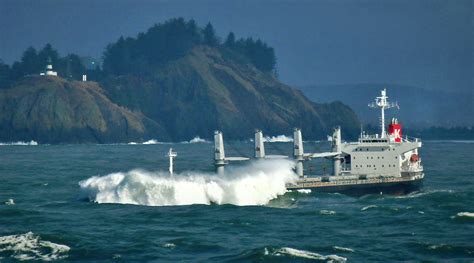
[
  {"xmin": 0, "ymin": 17, "xmax": 277, "ymax": 88},
  {"xmin": 103, "ymin": 18, "xmax": 276, "ymax": 75},
  {"xmin": 0, "ymin": 44, "xmax": 101, "ymax": 89}
]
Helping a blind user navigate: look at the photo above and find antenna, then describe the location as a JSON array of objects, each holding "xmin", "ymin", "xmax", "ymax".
[
  {"xmin": 368, "ymin": 88, "xmax": 399, "ymax": 138},
  {"xmin": 168, "ymin": 148, "xmax": 177, "ymax": 175}
]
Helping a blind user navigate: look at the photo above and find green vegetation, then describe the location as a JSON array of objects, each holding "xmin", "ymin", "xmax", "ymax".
[
  {"xmin": 0, "ymin": 17, "xmax": 359, "ymax": 143},
  {"xmin": 102, "ymin": 18, "xmax": 276, "ymax": 76},
  {"xmin": 0, "ymin": 44, "xmax": 101, "ymax": 89}
]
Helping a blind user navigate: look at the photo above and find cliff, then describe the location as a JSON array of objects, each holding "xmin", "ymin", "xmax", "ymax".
[
  {"xmin": 0, "ymin": 76, "xmax": 168, "ymax": 143},
  {"xmin": 102, "ymin": 46, "xmax": 360, "ymax": 141},
  {"xmin": 0, "ymin": 47, "xmax": 360, "ymax": 143}
]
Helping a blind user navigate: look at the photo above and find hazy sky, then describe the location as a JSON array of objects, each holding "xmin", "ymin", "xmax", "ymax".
[{"xmin": 0, "ymin": 0, "xmax": 472, "ymax": 92}]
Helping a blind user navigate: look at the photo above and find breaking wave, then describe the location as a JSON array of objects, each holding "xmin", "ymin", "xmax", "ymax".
[
  {"xmin": 79, "ymin": 159, "xmax": 297, "ymax": 206},
  {"xmin": 128, "ymin": 137, "xmax": 209, "ymax": 145},
  {"xmin": 182, "ymin": 136, "xmax": 209, "ymax": 144},
  {"xmin": 127, "ymin": 139, "xmax": 166, "ymax": 145},
  {"xmin": 361, "ymin": 205, "xmax": 378, "ymax": 211},
  {"xmin": 393, "ymin": 189, "xmax": 454, "ymax": 199},
  {"xmin": 0, "ymin": 140, "xmax": 38, "ymax": 146},
  {"xmin": 4, "ymin": 199, "xmax": 15, "ymax": 205},
  {"xmin": 0, "ymin": 232, "xmax": 70, "ymax": 261},
  {"xmin": 452, "ymin": 212, "xmax": 474, "ymax": 219},
  {"xmin": 333, "ymin": 246, "xmax": 354, "ymax": 252},
  {"xmin": 264, "ymin": 135, "xmax": 293, "ymax": 143},
  {"xmin": 269, "ymin": 247, "xmax": 346, "ymax": 262}
]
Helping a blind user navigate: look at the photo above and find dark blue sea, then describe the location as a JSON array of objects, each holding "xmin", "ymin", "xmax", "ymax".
[{"xmin": 0, "ymin": 139, "xmax": 473, "ymax": 262}]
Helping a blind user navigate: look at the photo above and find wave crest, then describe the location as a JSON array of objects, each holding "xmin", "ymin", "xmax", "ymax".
[
  {"xmin": 79, "ymin": 159, "xmax": 297, "ymax": 206},
  {"xmin": 0, "ymin": 232, "xmax": 70, "ymax": 261},
  {"xmin": 0, "ymin": 140, "xmax": 38, "ymax": 146},
  {"xmin": 264, "ymin": 135, "xmax": 293, "ymax": 143},
  {"xmin": 271, "ymin": 247, "xmax": 347, "ymax": 262}
]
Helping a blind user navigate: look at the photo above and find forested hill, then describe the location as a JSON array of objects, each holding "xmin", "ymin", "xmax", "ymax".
[{"xmin": 0, "ymin": 18, "xmax": 360, "ymax": 143}]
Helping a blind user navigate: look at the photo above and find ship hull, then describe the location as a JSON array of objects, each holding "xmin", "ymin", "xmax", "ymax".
[{"xmin": 287, "ymin": 175, "xmax": 423, "ymax": 196}]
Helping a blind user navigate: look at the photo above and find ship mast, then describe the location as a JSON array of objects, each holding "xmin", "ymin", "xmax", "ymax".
[
  {"xmin": 368, "ymin": 89, "xmax": 398, "ymax": 138},
  {"xmin": 168, "ymin": 148, "xmax": 177, "ymax": 175}
]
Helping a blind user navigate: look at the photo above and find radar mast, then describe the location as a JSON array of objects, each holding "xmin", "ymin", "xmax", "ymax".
[{"xmin": 368, "ymin": 89, "xmax": 399, "ymax": 138}]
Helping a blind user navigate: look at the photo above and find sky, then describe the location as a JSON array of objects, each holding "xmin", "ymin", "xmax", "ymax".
[{"xmin": 0, "ymin": 0, "xmax": 472, "ymax": 93}]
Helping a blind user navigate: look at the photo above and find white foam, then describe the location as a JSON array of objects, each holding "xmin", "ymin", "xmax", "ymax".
[
  {"xmin": 79, "ymin": 159, "xmax": 297, "ymax": 206},
  {"xmin": 273, "ymin": 247, "xmax": 346, "ymax": 262},
  {"xmin": 394, "ymin": 189, "xmax": 453, "ymax": 199},
  {"xmin": 4, "ymin": 199, "xmax": 15, "ymax": 205},
  {"xmin": 183, "ymin": 136, "xmax": 209, "ymax": 144},
  {"xmin": 142, "ymin": 139, "xmax": 162, "ymax": 145},
  {"xmin": 361, "ymin": 205, "xmax": 378, "ymax": 211},
  {"xmin": 0, "ymin": 140, "xmax": 38, "ymax": 146},
  {"xmin": 162, "ymin": 243, "xmax": 176, "ymax": 248},
  {"xmin": 320, "ymin": 210, "xmax": 336, "ymax": 215},
  {"xmin": 264, "ymin": 135, "xmax": 293, "ymax": 143},
  {"xmin": 0, "ymin": 232, "xmax": 70, "ymax": 261},
  {"xmin": 455, "ymin": 212, "xmax": 474, "ymax": 218},
  {"xmin": 127, "ymin": 139, "xmax": 170, "ymax": 145},
  {"xmin": 296, "ymin": 189, "xmax": 311, "ymax": 194},
  {"xmin": 333, "ymin": 246, "xmax": 354, "ymax": 252}
]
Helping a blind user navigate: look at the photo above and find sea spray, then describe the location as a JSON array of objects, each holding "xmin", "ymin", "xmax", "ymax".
[
  {"xmin": 264, "ymin": 135, "xmax": 293, "ymax": 142},
  {"xmin": 0, "ymin": 232, "xmax": 70, "ymax": 261},
  {"xmin": 79, "ymin": 159, "xmax": 297, "ymax": 206}
]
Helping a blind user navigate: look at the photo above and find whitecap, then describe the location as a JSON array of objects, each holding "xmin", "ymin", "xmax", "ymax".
[
  {"xmin": 142, "ymin": 139, "xmax": 162, "ymax": 145},
  {"xmin": 333, "ymin": 246, "xmax": 354, "ymax": 253},
  {"xmin": 264, "ymin": 135, "xmax": 293, "ymax": 143},
  {"xmin": 320, "ymin": 210, "xmax": 336, "ymax": 215},
  {"xmin": 0, "ymin": 232, "xmax": 70, "ymax": 261},
  {"xmin": 79, "ymin": 159, "xmax": 297, "ymax": 206},
  {"xmin": 361, "ymin": 205, "xmax": 378, "ymax": 211},
  {"xmin": 394, "ymin": 189, "xmax": 454, "ymax": 199},
  {"xmin": 297, "ymin": 189, "xmax": 311, "ymax": 194},
  {"xmin": 162, "ymin": 243, "xmax": 176, "ymax": 248},
  {"xmin": 0, "ymin": 140, "xmax": 38, "ymax": 146},
  {"xmin": 182, "ymin": 136, "xmax": 209, "ymax": 144},
  {"xmin": 272, "ymin": 247, "xmax": 347, "ymax": 262},
  {"xmin": 4, "ymin": 199, "xmax": 15, "ymax": 205},
  {"xmin": 454, "ymin": 212, "xmax": 474, "ymax": 218}
]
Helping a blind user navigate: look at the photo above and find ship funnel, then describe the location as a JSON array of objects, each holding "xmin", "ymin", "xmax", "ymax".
[
  {"xmin": 255, "ymin": 129, "xmax": 265, "ymax": 158},
  {"xmin": 388, "ymin": 118, "xmax": 402, "ymax": 142},
  {"xmin": 214, "ymin": 131, "xmax": 226, "ymax": 175},
  {"xmin": 293, "ymin": 128, "xmax": 304, "ymax": 177}
]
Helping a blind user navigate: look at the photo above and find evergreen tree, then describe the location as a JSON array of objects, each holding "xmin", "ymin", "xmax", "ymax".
[
  {"xmin": 38, "ymin": 43, "xmax": 59, "ymax": 68},
  {"xmin": 225, "ymin": 32, "xmax": 235, "ymax": 47},
  {"xmin": 0, "ymin": 60, "xmax": 11, "ymax": 89},
  {"xmin": 20, "ymin": 47, "xmax": 40, "ymax": 75},
  {"xmin": 203, "ymin": 22, "xmax": 219, "ymax": 46}
]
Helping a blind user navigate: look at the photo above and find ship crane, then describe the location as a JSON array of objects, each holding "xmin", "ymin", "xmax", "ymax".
[
  {"xmin": 368, "ymin": 88, "xmax": 399, "ymax": 138},
  {"xmin": 214, "ymin": 131, "xmax": 249, "ymax": 175},
  {"xmin": 254, "ymin": 130, "xmax": 288, "ymax": 159},
  {"xmin": 293, "ymin": 128, "xmax": 342, "ymax": 177}
]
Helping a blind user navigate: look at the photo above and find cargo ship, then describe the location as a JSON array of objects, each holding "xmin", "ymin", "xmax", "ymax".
[{"xmin": 213, "ymin": 89, "xmax": 424, "ymax": 195}]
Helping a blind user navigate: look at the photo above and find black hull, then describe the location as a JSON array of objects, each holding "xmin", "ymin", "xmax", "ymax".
[{"xmin": 289, "ymin": 178, "xmax": 423, "ymax": 196}]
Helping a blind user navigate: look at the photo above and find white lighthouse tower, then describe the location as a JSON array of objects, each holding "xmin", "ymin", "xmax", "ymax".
[{"xmin": 40, "ymin": 58, "xmax": 57, "ymax": 76}]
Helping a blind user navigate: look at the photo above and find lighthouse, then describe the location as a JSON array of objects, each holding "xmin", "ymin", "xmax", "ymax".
[{"xmin": 40, "ymin": 58, "xmax": 57, "ymax": 76}]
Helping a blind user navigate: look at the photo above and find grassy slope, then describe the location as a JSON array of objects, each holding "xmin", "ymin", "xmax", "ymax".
[
  {"xmin": 0, "ymin": 76, "xmax": 168, "ymax": 143},
  {"xmin": 103, "ymin": 46, "xmax": 360, "ymax": 140}
]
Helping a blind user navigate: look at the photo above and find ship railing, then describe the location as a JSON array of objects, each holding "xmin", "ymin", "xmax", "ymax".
[{"xmin": 402, "ymin": 135, "xmax": 420, "ymax": 143}]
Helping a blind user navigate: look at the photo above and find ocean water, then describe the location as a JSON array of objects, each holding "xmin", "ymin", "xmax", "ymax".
[{"xmin": 0, "ymin": 140, "xmax": 473, "ymax": 262}]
